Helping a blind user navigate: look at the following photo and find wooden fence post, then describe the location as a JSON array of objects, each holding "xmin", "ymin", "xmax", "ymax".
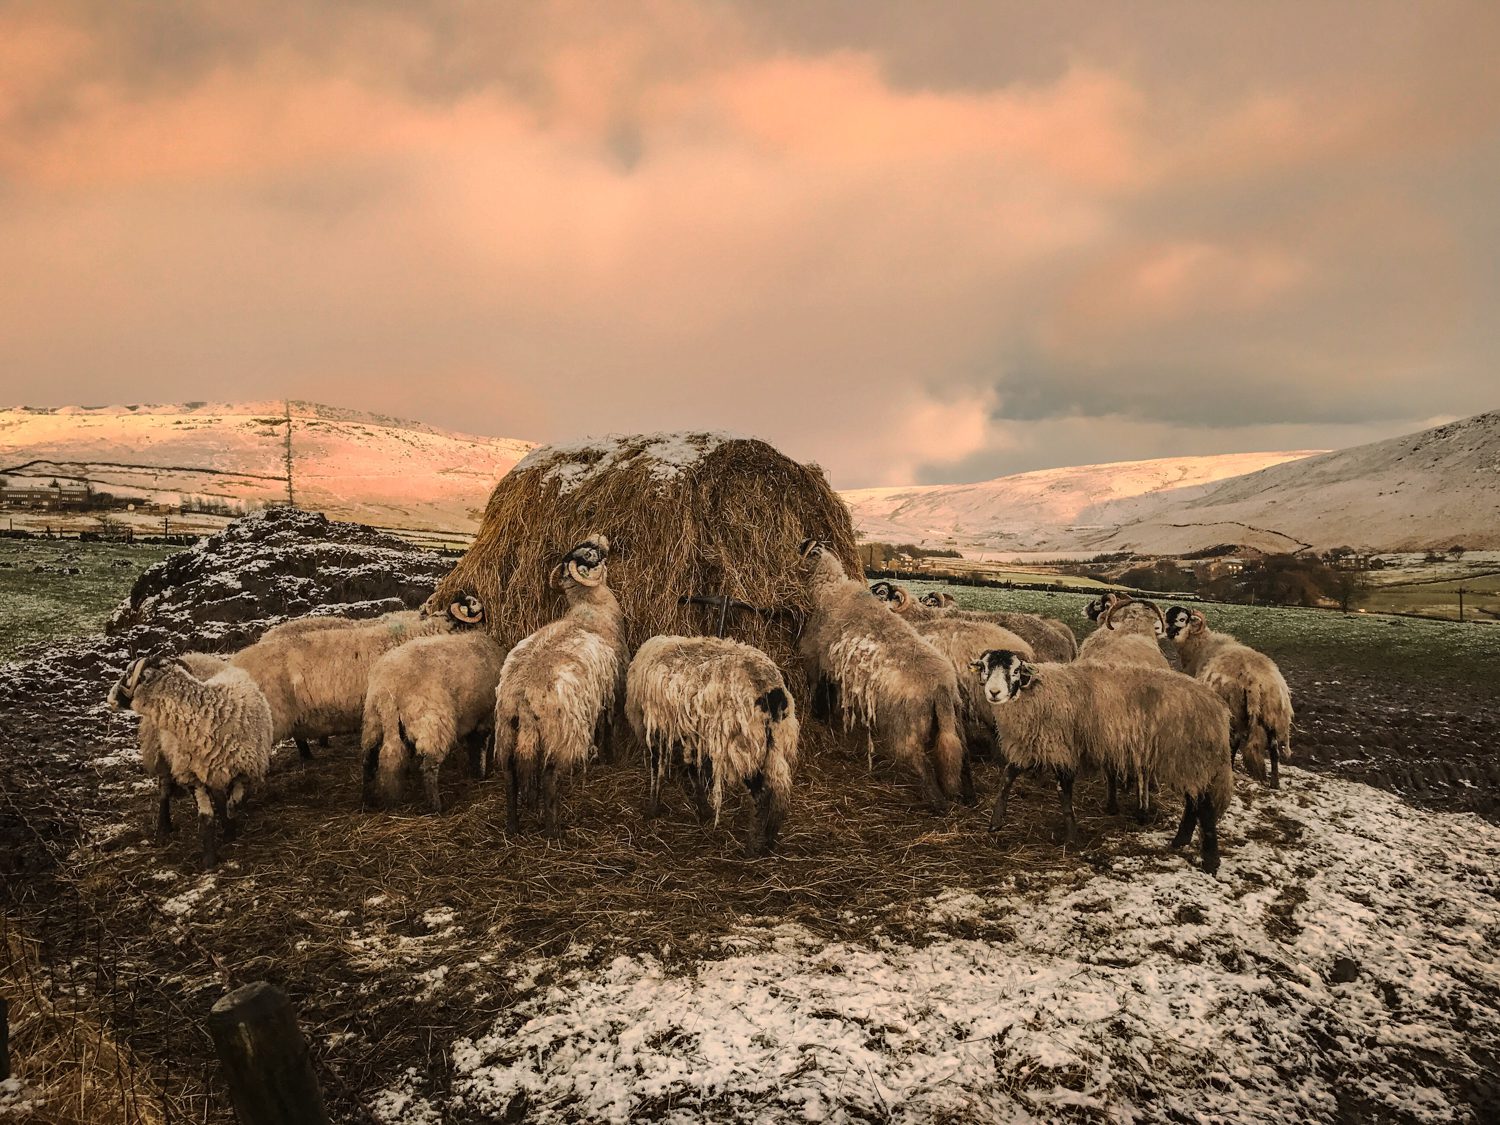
[{"xmin": 208, "ymin": 982, "xmax": 329, "ymax": 1125}]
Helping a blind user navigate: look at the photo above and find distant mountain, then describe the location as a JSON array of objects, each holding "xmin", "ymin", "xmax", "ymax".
[
  {"xmin": 0, "ymin": 401, "xmax": 534, "ymax": 534},
  {"xmin": 1088, "ymin": 410, "xmax": 1500, "ymax": 553},
  {"xmin": 841, "ymin": 450, "xmax": 1323, "ymax": 553}
]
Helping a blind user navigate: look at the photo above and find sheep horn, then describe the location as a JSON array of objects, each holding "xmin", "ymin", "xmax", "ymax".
[
  {"xmin": 449, "ymin": 597, "xmax": 484, "ymax": 625},
  {"xmin": 567, "ymin": 559, "xmax": 604, "ymax": 587},
  {"xmin": 890, "ymin": 587, "xmax": 910, "ymax": 610},
  {"xmin": 548, "ymin": 562, "xmax": 566, "ymax": 589},
  {"xmin": 1146, "ymin": 601, "xmax": 1167, "ymax": 632},
  {"xmin": 797, "ymin": 538, "xmax": 821, "ymax": 559}
]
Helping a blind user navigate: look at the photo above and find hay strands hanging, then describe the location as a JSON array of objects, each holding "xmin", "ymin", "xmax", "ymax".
[{"xmin": 677, "ymin": 593, "xmax": 802, "ymax": 639}]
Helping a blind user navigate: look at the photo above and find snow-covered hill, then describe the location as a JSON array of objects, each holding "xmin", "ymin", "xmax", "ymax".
[
  {"xmin": 1088, "ymin": 410, "xmax": 1500, "ymax": 553},
  {"xmin": 841, "ymin": 450, "xmax": 1322, "ymax": 553},
  {"xmin": 0, "ymin": 402, "xmax": 534, "ymax": 534}
]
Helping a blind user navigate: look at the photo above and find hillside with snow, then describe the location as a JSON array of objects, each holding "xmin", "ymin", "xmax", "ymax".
[
  {"xmin": 1088, "ymin": 410, "xmax": 1500, "ymax": 553},
  {"xmin": 0, "ymin": 402, "xmax": 534, "ymax": 534},
  {"xmin": 841, "ymin": 450, "xmax": 1322, "ymax": 553}
]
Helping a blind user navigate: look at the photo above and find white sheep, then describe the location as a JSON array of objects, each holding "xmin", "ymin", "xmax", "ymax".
[
  {"xmin": 228, "ymin": 596, "xmax": 483, "ymax": 758},
  {"xmin": 1165, "ymin": 605, "xmax": 1294, "ymax": 787},
  {"xmin": 626, "ymin": 635, "xmax": 799, "ymax": 855},
  {"xmin": 108, "ymin": 654, "xmax": 274, "ymax": 869},
  {"xmin": 362, "ymin": 630, "xmax": 508, "ymax": 812},
  {"xmin": 916, "ymin": 590, "xmax": 1078, "ymax": 662},
  {"xmin": 798, "ymin": 540, "xmax": 967, "ymax": 811},
  {"xmin": 495, "ymin": 536, "xmax": 628, "ymax": 837},
  {"xmin": 869, "ymin": 582, "xmax": 1035, "ymax": 757},
  {"xmin": 972, "ymin": 650, "xmax": 1234, "ymax": 874}
]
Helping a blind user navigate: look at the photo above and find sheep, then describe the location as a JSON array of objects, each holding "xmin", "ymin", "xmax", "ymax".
[
  {"xmin": 495, "ymin": 536, "xmax": 629, "ymax": 837},
  {"xmin": 916, "ymin": 590, "xmax": 1078, "ymax": 663},
  {"xmin": 251, "ymin": 610, "xmax": 421, "ymax": 754},
  {"xmin": 626, "ymin": 635, "xmax": 799, "ymax": 855},
  {"xmin": 108, "ymin": 654, "xmax": 274, "ymax": 869},
  {"xmin": 1165, "ymin": 605, "xmax": 1294, "ymax": 788},
  {"xmin": 1071, "ymin": 594, "xmax": 1176, "ymax": 817},
  {"xmin": 136, "ymin": 651, "xmax": 228, "ymax": 785},
  {"xmin": 228, "ymin": 596, "xmax": 483, "ymax": 760},
  {"xmin": 869, "ymin": 582, "xmax": 1034, "ymax": 757},
  {"xmin": 797, "ymin": 539, "xmax": 967, "ymax": 811},
  {"xmin": 972, "ymin": 650, "xmax": 1234, "ymax": 874},
  {"xmin": 362, "ymin": 630, "xmax": 507, "ymax": 812}
]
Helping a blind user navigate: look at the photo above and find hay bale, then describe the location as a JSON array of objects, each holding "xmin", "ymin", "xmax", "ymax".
[{"xmin": 428, "ymin": 432, "xmax": 861, "ymax": 690}]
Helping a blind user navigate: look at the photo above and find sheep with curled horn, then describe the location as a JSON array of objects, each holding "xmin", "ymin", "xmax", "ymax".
[
  {"xmin": 869, "ymin": 581, "xmax": 1034, "ymax": 760},
  {"xmin": 108, "ymin": 652, "xmax": 274, "ymax": 869},
  {"xmin": 227, "ymin": 597, "xmax": 480, "ymax": 761},
  {"xmin": 495, "ymin": 535, "xmax": 628, "ymax": 837},
  {"xmin": 915, "ymin": 590, "xmax": 1079, "ymax": 663},
  {"xmin": 798, "ymin": 539, "xmax": 968, "ymax": 811},
  {"xmin": 626, "ymin": 635, "xmax": 799, "ymax": 856},
  {"xmin": 362, "ymin": 615, "xmax": 507, "ymax": 813},
  {"xmin": 1165, "ymin": 605, "xmax": 1294, "ymax": 788},
  {"xmin": 972, "ymin": 649, "xmax": 1234, "ymax": 874},
  {"xmin": 1072, "ymin": 592, "xmax": 1175, "ymax": 818}
]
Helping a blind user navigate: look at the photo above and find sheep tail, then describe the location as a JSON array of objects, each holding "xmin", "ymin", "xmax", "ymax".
[
  {"xmin": 1249, "ymin": 678, "xmax": 1294, "ymax": 762},
  {"xmin": 512, "ymin": 707, "xmax": 543, "ymax": 805},
  {"xmin": 929, "ymin": 689, "xmax": 965, "ymax": 799}
]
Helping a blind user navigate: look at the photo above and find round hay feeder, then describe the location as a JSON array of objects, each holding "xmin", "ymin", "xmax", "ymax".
[{"xmin": 428, "ymin": 432, "xmax": 862, "ymax": 693}]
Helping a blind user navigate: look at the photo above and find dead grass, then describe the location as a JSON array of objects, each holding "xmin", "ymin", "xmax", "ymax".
[
  {"xmin": 22, "ymin": 719, "xmax": 1177, "ymax": 1122},
  {"xmin": 0, "ymin": 924, "xmax": 172, "ymax": 1125}
]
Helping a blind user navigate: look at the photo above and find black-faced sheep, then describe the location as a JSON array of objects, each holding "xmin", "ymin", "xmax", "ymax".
[
  {"xmin": 495, "ymin": 536, "xmax": 628, "ymax": 837},
  {"xmin": 972, "ymin": 650, "xmax": 1234, "ymax": 874},
  {"xmin": 626, "ymin": 635, "xmax": 799, "ymax": 856},
  {"xmin": 228, "ymin": 597, "xmax": 482, "ymax": 758},
  {"xmin": 1165, "ymin": 605, "xmax": 1294, "ymax": 787},
  {"xmin": 108, "ymin": 654, "xmax": 274, "ymax": 869},
  {"xmin": 870, "ymin": 582, "xmax": 1035, "ymax": 758},
  {"xmin": 798, "ymin": 540, "xmax": 967, "ymax": 811}
]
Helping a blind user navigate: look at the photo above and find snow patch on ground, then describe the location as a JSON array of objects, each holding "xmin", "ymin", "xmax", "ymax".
[
  {"xmin": 373, "ymin": 770, "xmax": 1500, "ymax": 1123},
  {"xmin": 160, "ymin": 875, "xmax": 217, "ymax": 918}
]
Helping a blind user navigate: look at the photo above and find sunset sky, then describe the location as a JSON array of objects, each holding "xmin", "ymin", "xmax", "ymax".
[{"xmin": 2, "ymin": 1, "xmax": 1497, "ymax": 487}]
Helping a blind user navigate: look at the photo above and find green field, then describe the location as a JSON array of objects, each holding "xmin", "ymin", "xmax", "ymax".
[
  {"xmin": 0, "ymin": 540, "xmax": 185, "ymax": 659},
  {"xmin": 900, "ymin": 578, "xmax": 1500, "ymax": 691},
  {"xmin": 1359, "ymin": 571, "xmax": 1500, "ymax": 621}
]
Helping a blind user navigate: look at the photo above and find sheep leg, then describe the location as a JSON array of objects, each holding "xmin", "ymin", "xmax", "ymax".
[
  {"xmin": 745, "ymin": 772, "xmax": 781, "ymax": 857},
  {"xmin": 211, "ymin": 790, "xmax": 238, "ymax": 843},
  {"xmin": 420, "ymin": 755, "xmax": 443, "ymax": 815},
  {"xmin": 154, "ymin": 776, "xmax": 176, "ymax": 839},
  {"xmin": 1268, "ymin": 731, "xmax": 1282, "ymax": 790},
  {"xmin": 318, "ymin": 735, "xmax": 331, "ymax": 749},
  {"xmin": 295, "ymin": 736, "xmax": 314, "ymax": 761},
  {"xmin": 989, "ymin": 764, "xmax": 1022, "ymax": 831},
  {"xmin": 959, "ymin": 748, "xmax": 976, "ymax": 806},
  {"xmin": 687, "ymin": 756, "xmax": 713, "ymax": 824},
  {"xmin": 194, "ymin": 787, "xmax": 218, "ymax": 870},
  {"xmin": 505, "ymin": 761, "xmax": 521, "ymax": 835},
  {"xmin": 1105, "ymin": 770, "xmax": 1121, "ymax": 816},
  {"xmin": 541, "ymin": 764, "xmax": 561, "ymax": 839},
  {"xmin": 645, "ymin": 742, "xmax": 665, "ymax": 819},
  {"xmin": 1056, "ymin": 769, "xmax": 1081, "ymax": 847},
  {"xmin": 915, "ymin": 754, "xmax": 949, "ymax": 815},
  {"xmin": 361, "ymin": 742, "xmax": 380, "ymax": 806},
  {"xmin": 1169, "ymin": 796, "xmax": 1198, "ymax": 850},
  {"xmin": 1197, "ymin": 792, "xmax": 1221, "ymax": 875}
]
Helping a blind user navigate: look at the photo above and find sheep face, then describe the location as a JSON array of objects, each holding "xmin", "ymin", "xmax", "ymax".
[
  {"xmin": 970, "ymin": 649, "xmax": 1036, "ymax": 706},
  {"xmin": 1083, "ymin": 591, "xmax": 1120, "ymax": 622},
  {"xmin": 108, "ymin": 653, "xmax": 178, "ymax": 709},
  {"xmin": 797, "ymin": 539, "xmax": 844, "ymax": 581},
  {"xmin": 447, "ymin": 593, "xmax": 486, "ymax": 626},
  {"xmin": 549, "ymin": 537, "xmax": 612, "ymax": 590},
  {"xmin": 868, "ymin": 581, "xmax": 911, "ymax": 611},
  {"xmin": 1163, "ymin": 605, "xmax": 1207, "ymax": 642},
  {"xmin": 918, "ymin": 592, "xmax": 954, "ymax": 608}
]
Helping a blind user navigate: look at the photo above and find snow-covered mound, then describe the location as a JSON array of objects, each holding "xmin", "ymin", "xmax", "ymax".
[
  {"xmin": 513, "ymin": 431, "xmax": 748, "ymax": 494},
  {"xmin": 377, "ymin": 770, "xmax": 1500, "ymax": 1124},
  {"xmin": 0, "ymin": 401, "xmax": 535, "ymax": 534},
  {"xmin": 841, "ymin": 450, "xmax": 1321, "ymax": 553},
  {"xmin": 1090, "ymin": 410, "xmax": 1500, "ymax": 553}
]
